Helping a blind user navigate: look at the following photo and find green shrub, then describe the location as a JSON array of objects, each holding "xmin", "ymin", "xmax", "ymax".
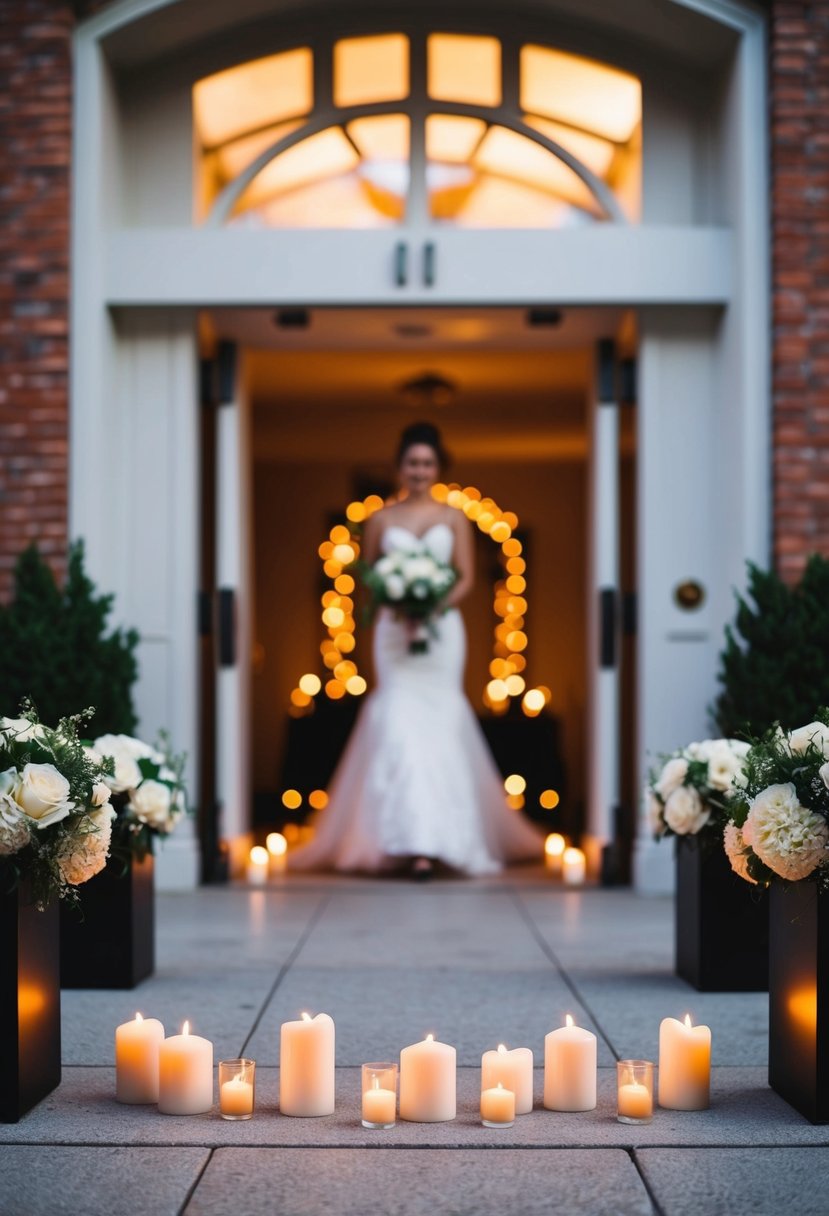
[
  {"xmin": 0, "ymin": 542, "xmax": 139, "ymax": 736},
  {"xmin": 713, "ymin": 554, "xmax": 829, "ymax": 737}
]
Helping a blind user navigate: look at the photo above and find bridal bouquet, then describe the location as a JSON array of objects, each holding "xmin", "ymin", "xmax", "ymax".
[
  {"xmin": 361, "ymin": 550, "xmax": 457, "ymax": 653},
  {"xmin": 722, "ymin": 718, "xmax": 829, "ymax": 887},
  {"xmin": 646, "ymin": 737, "xmax": 750, "ymax": 839},
  {"xmin": 91, "ymin": 731, "xmax": 187, "ymax": 860},
  {"xmin": 0, "ymin": 706, "xmax": 115, "ymax": 907}
]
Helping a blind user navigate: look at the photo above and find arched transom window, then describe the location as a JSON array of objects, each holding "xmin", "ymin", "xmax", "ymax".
[{"xmin": 194, "ymin": 32, "xmax": 641, "ymax": 229}]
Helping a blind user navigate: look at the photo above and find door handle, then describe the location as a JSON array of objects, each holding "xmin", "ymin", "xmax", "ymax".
[
  {"xmin": 599, "ymin": 587, "xmax": 617, "ymax": 669},
  {"xmin": 394, "ymin": 242, "xmax": 408, "ymax": 287},
  {"xmin": 423, "ymin": 241, "xmax": 436, "ymax": 287}
]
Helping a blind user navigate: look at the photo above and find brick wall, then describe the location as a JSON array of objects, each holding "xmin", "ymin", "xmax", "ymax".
[
  {"xmin": 0, "ymin": 1, "xmax": 74, "ymax": 601},
  {"xmin": 771, "ymin": 1, "xmax": 829, "ymax": 582}
]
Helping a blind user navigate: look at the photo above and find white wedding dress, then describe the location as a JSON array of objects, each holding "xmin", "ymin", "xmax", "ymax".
[{"xmin": 290, "ymin": 522, "xmax": 542, "ymax": 875}]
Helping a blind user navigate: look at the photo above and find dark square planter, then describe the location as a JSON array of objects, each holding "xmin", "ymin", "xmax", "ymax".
[
  {"xmin": 60, "ymin": 851, "xmax": 154, "ymax": 989},
  {"xmin": 769, "ymin": 882, "xmax": 829, "ymax": 1124},
  {"xmin": 675, "ymin": 835, "xmax": 769, "ymax": 992},
  {"xmin": 0, "ymin": 877, "xmax": 61, "ymax": 1123}
]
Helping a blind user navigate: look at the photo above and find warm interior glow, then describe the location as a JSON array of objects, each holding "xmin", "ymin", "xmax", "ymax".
[
  {"xmin": 475, "ymin": 126, "xmax": 598, "ymax": 213},
  {"xmin": 334, "ymin": 34, "xmax": 410, "ymax": 107},
  {"xmin": 266, "ymin": 832, "xmax": 288, "ymax": 856},
  {"xmin": 348, "ymin": 114, "xmax": 410, "ymax": 162},
  {"xmin": 524, "ymin": 115, "xmax": 616, "ymax": 180},
  {"xmin": 249, "ymin": 845, "xmax": 269, "ymax": 865},
  {"xmin": 215, "ymin": 121, "xmax": 305, "ymax": 182},
  {"xmin": 545, "ymin": 832, "xmax": 566, "ymax": 856},
  {"xmin": 787, "ymin": 986, "xmax": 818, "ymax": 1035},
  {"xmin": 194, "ymin": 48, "xmax": 313, "ymax": 148},
  {"xmin": 426, "ymin": 114, "xmax": 487, "ymax": 164},
  {"xmin": 563, "ymin": 847, "xmax": 585, "ymax": 864},
  {"xmin": 520, "ymin": 44, "xmax": 641, "ymax": 143},
  {"xmin": 427, "ymin": 33, "xmax": 501, "ymax": 107},
  {"xmin": 236, "ymin": 127, "xmax": 360, "ymax": 213}
]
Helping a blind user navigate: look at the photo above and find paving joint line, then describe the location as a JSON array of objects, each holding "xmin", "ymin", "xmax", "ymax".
[
  {"xmin": 508, "ymin": 886, "xmax": 620, "ymax": 1062},
  {"xmin": 628, "ymin": 1147, "xmax": 666, "ymax": 1216},
  {"xmin": 3, "ymin": 1140, "xmax": 829, "ymax": 1151},
  {"xmin": 177, "ymin": 1145, "xmax": 214, "ymax": 1216},
  {"xmin": 237, "ymin": 893, "xmax": 332, "ymax": 1058}
]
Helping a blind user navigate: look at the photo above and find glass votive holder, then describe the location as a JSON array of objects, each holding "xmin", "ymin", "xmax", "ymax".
[
  {"xmin": 481, "ymin": 1081, "xmax": 515, "ymax": 1128},
  {"xmin": 616, "ymin": 1059, "xmax": 654, "ymax": 1124},
  {"xmin": 219, "ymin": 1058, "xmax": 256, "ymax": 1120},
  {"xmin": 361, "ymin": 1062, "xmax": 397, "ymax": 1129}
]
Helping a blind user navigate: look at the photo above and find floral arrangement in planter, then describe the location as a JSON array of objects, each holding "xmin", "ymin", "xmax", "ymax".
[
  {"xmin": 0, "ymin": 706, "xmax": 115, "ymax": 906},
  {"xmin": 723, "ymin": 718, "xmax": 829, "ymax": 886},
  {"xmin": 90, "ymin": 732, "xmax": 187, "ymax": 860},
  {"xmin": 646, "ymin": 738, "xmax": 751, "ymax": 840}
]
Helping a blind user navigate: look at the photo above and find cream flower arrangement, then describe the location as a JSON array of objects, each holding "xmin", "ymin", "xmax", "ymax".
[
  {"xmin": 723, "ymin": 717, "xmax": 829, "ymax": 886},
  {"xmin": 646, "ymin": 738, "xmax": 750, "ymax": 840},
  {"xmin": 93, "ymin": 730, "xmax": 187, "ymax": 860},
  {"xmin": 0, "ymin": 704, "xmax": 114, "ymax": 906}
]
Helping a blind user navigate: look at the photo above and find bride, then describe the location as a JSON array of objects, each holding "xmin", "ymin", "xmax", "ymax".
[{"xmin": 290, "ymin": 422, "xmax": 541, "ymax": 879}]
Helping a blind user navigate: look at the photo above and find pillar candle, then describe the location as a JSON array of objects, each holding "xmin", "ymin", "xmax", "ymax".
[
  {"xmin": 362, "ymin": 1077, "xmax": 396, "ymax": 1125},
  {"xmin": 115, "ymin": 1012, "xmax": 165, "ymax": 1104},
  {"xmin": 158, "ymin": 1021, "xmax": 213, "ymax": 1115},
  {"xmin": 562, "ymin": 847, "xmax": 586, "ymax": 885},
  {"xmin": 658, "ymin": 1015, "xmax": 711, "ymax": 1110},
  {"xmin": 481, "ymin": 1081, "xmax": 515, "ymax": 1125},
  {"xmin": 544, "ymin": 833, "xmax": 565, "ymax": 874},
  {"xmin": 544, "ymin": 1014, "xmax": 597, "ymax": 1111},
  {"xmin": 618, "ymin": 1081, "xmax": 653, "ymax": 1120},
  {"xmin": 280, "ymin": 1012, "xmax": 335, "ymax": 1116},
  {"xmin": 220, "ymin": 1074, "xmax": 254, "ymax": 1117},
  {"xmin": 481, "ymin": 1043, "xmax": 534, "ymax": 1114},
  {"xmin": 399, "ymin": 1034, "xmax": 456, "ymax": 1122},
  {"xmin": 247, "ymin": 845, "xmax": 269, "ymax": 886}
]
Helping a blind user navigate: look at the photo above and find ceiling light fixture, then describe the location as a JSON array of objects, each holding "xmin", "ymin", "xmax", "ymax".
[{"xmin": 399, "ymin": 371, "xmax": 457, "ymax": 409}]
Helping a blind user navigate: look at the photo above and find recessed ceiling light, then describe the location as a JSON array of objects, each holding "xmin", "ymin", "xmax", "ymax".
[
  {"xmin": 526, "ymin": 307, "xmax": 563, "ymax": 327},
  {"xmin": 393, "ymin": 323, "xmax": 433, "ymax": 339},
  {"xmin": 273, "ymin": 308, "xmax": 310, "ymax": 329}
]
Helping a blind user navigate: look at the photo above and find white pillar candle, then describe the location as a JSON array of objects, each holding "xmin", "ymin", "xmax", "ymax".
[
  {"xmin": 247, "ymin": 845, "xmax": 269, "ymax": 885},
  {"xmin": 266, "ymin": 833, "xmax": 288, "ymax": 875},
  {"xmin": 480, "ymin": 1081, "xmax": 515, "ymax": 1126},
  {"xmin": 544, "ymin": 833, "xmax": 566, "ymax": 874},
  {"xmin": 544, "ymin": 1014, "xmax": 597, "ymax": 1111},
  {"xmin": 481, "ymin": 1043, "xmax": 534, "ymax": 1115},
  {"xmin": 618, "ymin": 1081, "xmax": 653, "ymax": 1120},
  {"xmin": 658, "ymin": 1015, "xmax": 711, "ymax": 1110},
  {"xmin": 280, "ymin": 1012, "xmax": 335, "ymax": 1116},
  {"xmin": 362, "ymin": 1077, "xmax": 396, "ymax": 1126},
  {"xmin": 115, "ymin": 1012, "xmax": 165, "ymax": 1104},
  {"xmin": 562, "ymin": 847, "xmax": 587, "ymax": 885},
  {"xmin": 220, "ymin": 1074, "xmax": 254, "ymax": 1117},
  {"xmin": 399, "ymin": 1034, "xmax": 456, "ymax": 1122},
  {"xmin": 158, "ymin": 1021, "xmax": 213, "ymax": 1115}
]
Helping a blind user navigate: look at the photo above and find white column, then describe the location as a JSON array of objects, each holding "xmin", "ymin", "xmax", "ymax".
[
  {"xmin": 585, "ymin": 340, "xmax": 621, "ymax": 877},
  {"xmin": 215, "ymin": 345, "xmax": 253, "ymax": 872}
]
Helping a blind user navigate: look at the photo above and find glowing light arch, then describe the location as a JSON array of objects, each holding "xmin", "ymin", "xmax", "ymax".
[{"xmin": 289, "ymin": 484, "xmax": 553, "ymax": 718}]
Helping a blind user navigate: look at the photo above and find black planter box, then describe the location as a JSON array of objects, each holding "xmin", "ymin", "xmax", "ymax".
[
  {"xmin": 675, "ymin": 836, "xmax": 769, "ymax": 992},
  {"xmin": 0, "ymin": 878, "xmax": 61, "ymax": 1123},
  {"xmin": 769, "ymin": 882, "xmax": 829, "ymax": 1124},
  {"xmin": 61, "ymin": 851, "xmax": 154, "ymax": 989}
]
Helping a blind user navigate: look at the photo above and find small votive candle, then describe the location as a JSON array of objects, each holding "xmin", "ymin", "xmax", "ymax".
[
  {"xmin": 247, "ymin": 845, "xmax": 269, "ymax": 885},
  {"xmin": 545, "ymin": 833, "xmax": 566, "ymax": 874},
  {"xmin": 219, "ymin": 1058, "xmax": 255, "ymax": 1120},
  {"xmin": 266, "ymin": 832, "xmax": 288, "ymax": 875},
  {"xmin": 361, "ymin": 1063, "xmax": 397, "ymax": 1129},
  {"xmin": 481, "ymin": 1081, "xmax": 515, "ymax": 1128},
  {"xmin": 617, "ymin": 1060, "xmax": 654, "ymax": 1124},
  {"xmin": 562, "ymin": 847, "xmax": 586, "ymax": 885}
]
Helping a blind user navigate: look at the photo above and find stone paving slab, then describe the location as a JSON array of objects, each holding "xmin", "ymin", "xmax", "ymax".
[
  {"xmin": 244, "ymin": 964, "xmax": 616, "ymax": 1066},
  {"xmin": 638, "ymin": 1147, "xmax": 829, "ymax": 1216},
  {"xmin": 184, "ymin": 1147, "xmax": 654, "ymax": 1216},
  {"xmin": 518, "ymin": 889, "xmax": 674, "ymax": 973},
  {"xmin": 0, "ymin": 1145, "xmax": 209, "ymax": 1216},
  {"xmin": 4, "ymin": 1068, "xmax": 828, "ymax": 1150}
]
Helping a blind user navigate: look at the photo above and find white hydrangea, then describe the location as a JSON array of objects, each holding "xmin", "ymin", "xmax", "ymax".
[
  {"xmin": 787, "ymin": 722, "xmax": 829, "ymax": 759},
  {"xmin": 663, "ymin": 784, "xmax": 710, "ymax": 835},
  {"xmin": 57, "ymin": 805, "xmax": 116, "ymax": 887},
  {"xmin": 723, "ymin": 821, "xmax": 757, "ymax": 884},
  {"xmin": 743, "ymin": 782, "xmax": 829, "ymax": 881},
  {"xmin": 655, "ymin": 757, "xmax": 688, "ymax": 801}
]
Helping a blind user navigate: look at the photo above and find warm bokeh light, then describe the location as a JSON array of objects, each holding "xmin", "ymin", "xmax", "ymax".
[
  {"xmin": 332, "ymin": 543, "xmax": 356, "ymax": 565},
  {"xmin": 346, "ymin": 674, "xmax": 368, "ymax": 695},
  {"xmin": 290, "ymin": 688, "xmax": 312, "ymax": 708},
  {"xmin": 486, "ymin": 678, "xmax": 509, "ymax": 702},
  {"xmin": 545, "ymin": 832, "xmax": 566, "ymax": 857},
  {"xmin": 787, "ymin": 986, "xmax": 818, "ymax": 1035},
  {"xmin": 334, "ymin": 574, "xmax": 355, "ymax": 593},
  {"xmin": 523, "ymin": 688, "xmax": 546, "ymax": 714},
  {"xmin": 506, "ymin": 792, "xmax": 525, "ymax": 810},
  {"xmin": 326, "ymin": 679, "xmax": 346, "ymax": 699},
  {"xmin": 540, "ymin": 788, "xmax": 560, "ymax": 810},
  {"xmin": 504, "ymin": 773, "xmax": 526, "ymax": 796},
  {"xmin": 283, "ymin": 822, "xmax": 300, "ymax": 843},
  {"xmin": 266, "ymin": 832, "xmax": 288, "ymax": 856},
  {"xmin": 346, "ymin": 501, "xmax": 367, "ymax": 523},
  {"xmin": 504, "ymin": 674, "xmax": 526, "ymax": 696},
  {"xmin": 298, "ymin": 673, "xmax": 321, "ymax": 697},
  {"xmin": 502, "ymin": 538, "xmax": 523, "ymax": 557},
  {"xmin": 281, "ymin": 789, "xmax": 303, "ymax": 810},
  {"xmin": 249, "ymin": 845, "xmax": 269, "ymax": 865},
  {"xmin": 308, "ymin": 789, "xmax": 329, "ymax": 810}
]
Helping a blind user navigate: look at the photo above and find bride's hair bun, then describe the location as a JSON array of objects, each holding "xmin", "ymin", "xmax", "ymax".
[{"xmin": 396, "ymin": 421, "xmax": 450, "ymax": 470}]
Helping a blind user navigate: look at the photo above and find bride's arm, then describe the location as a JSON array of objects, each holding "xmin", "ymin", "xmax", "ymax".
[{"xmin": 444, "ymin": 513, "xmax": 474, "ymax": 608}]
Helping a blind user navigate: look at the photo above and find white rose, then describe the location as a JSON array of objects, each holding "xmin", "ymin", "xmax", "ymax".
[
  {"xmin": 384, "ymin": 573, "xmax": 406, "ymax": 601},
  {"xmin": 723, "ymin": 821, "xmax": 757, "ymax": 885},
  {"xmin": 94, "ymin": 736, "xmax": 142, "ymax": 794},
  {"xmin": 0, "ymin": 716, "xmax": 47, "ymax": 744},
  {"xmin": 0, "ymin": 770, "xmax": 30, "ymax": 855},
  {"xmin": 91, "ymin": 781, "xmax": 111, "ymax": 807},
  {"xmin": 687, "ymin": 740, "xmax": 714, "ymax": 762},
  {"xmin": 663, "ymin": 785, "xmax": 710, "ymax": 835},
  {"xmin": 645, "ymin": 789, "xmax": 665, "ymax": 837},
  {"xmin": 706, "ymin": 739, "xmax": 743, "ymax": 792},
  {"xmin": 13, "ymin": 763, "xmax": 73, "ymax": 828},
  {"xmin": 128, "ymin": 779, "xmax": 173, "ymax": 830},
  {"xmin": 655, "ymin": 757, "xmax": 688, "ymax": 801},
  {"xmin": 820, "ymin": 761, "xmax": 829, "ymax": 792},
  {"xmin": 787, "ymin": 722, "xmax": 829, "ymax": 758}
]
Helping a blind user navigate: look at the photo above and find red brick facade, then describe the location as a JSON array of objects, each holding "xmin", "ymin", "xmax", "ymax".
[
  {"xmin": 1, "ymin": 1, "xmax": 828, "ymax": 598},
  {"xmin": 771, "ymin": 1, "xmax": 829, "ymax": 582}
]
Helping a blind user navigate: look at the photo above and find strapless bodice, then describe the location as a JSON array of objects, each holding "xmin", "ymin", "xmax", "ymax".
[{"xmin": 380, "ymin": 522, "xmax": 454, "ymax": 564}]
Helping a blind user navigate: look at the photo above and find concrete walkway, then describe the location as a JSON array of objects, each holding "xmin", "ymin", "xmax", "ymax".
[{"xmin": 2, "ymin": 869, "xmax": 827, "ymax": 1215}]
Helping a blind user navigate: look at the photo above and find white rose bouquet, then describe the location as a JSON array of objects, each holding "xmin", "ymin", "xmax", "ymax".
[
  {"xmin": 646, "ymin": 737, "xmax": 751, "ymax": 841},
  {"xmin": 0, "ymin": 704, "xmax": 115, "ymax": 906},
  {"xmin": 722, "ymin": 716, "xmax": 829, "ymax": 887},
  {"xmin": 360, "ymin": 549, "xmax": 458, "ymax": 654},
  {"xmin": 92, "ymin": 730, "xmax": 188, "ymax": 859}
]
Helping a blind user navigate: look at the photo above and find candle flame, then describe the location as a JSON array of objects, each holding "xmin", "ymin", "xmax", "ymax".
[
  {"xmin": 565, "ymin": 1014, "xmax": 574, "ymax": 1028},
  {"xmin": 426, "ymin": 1033, "xmax": 434, "ymax": 1042},
  {"xmin": 182, "ymin": 1020, "xmax": 190, "ymax": 1036},
  {"xmin": 301, "ymin": 1012, "xmax": 313, "ymax": 1023},
  {"xmin": 684, "ymin": 1014, "xmax": 692, "ymax": 1029},
  {"xmin": 497, "ymin": 1043, "xmax": 507, "ymax": 1054},
  {"xmin": 496, "ymin": 1082, "xmax": 504, "ymax": 1090},
  {"xmin": 135, "ymin": 1012, "xmax": 143, "ymax": 1023},
  {"xmin": 373, "ymin": 1076, "xmax": 379, "ymax": 1091}
]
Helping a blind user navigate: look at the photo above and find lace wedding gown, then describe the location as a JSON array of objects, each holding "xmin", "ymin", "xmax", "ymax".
[{"xmin": 290, "ymin": 522, "xmax": 542, "ymax": 875}]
